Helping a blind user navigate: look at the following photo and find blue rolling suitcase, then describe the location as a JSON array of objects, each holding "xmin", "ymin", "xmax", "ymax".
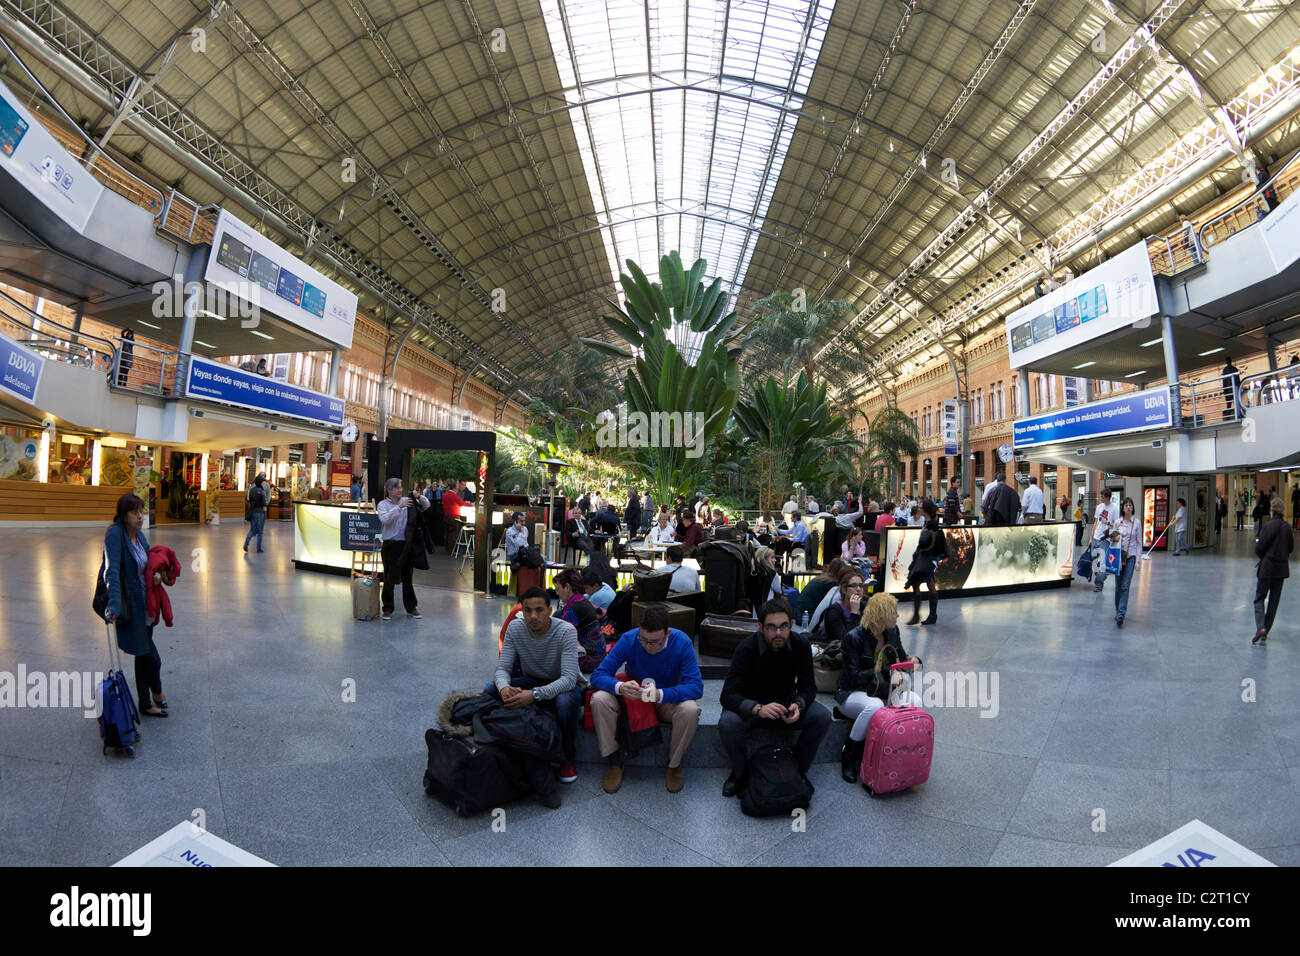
[{"xmin": 99, "ymin": 622, "xmax": 140, "ymax": 757}]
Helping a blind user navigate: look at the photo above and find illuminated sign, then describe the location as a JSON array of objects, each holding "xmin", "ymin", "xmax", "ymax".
[
  {"xmin": 1013, "ymin": 387, "xmax": 1171, "ymax": 447},
  {"xmin": 1006, "ymin": 241, "xmax": 1156, "ymax": 369},
  {"xmin": 881, "ymin": 523, "xmax": 1074, "ymax": 595},
  {"xmin": 204, "ymin": 208, "xmax": 357, "ymax": 348}
]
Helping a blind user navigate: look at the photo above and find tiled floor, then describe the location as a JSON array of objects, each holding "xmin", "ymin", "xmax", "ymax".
[{"xmin": 1, "ymin": 520, "xmax": 1296, "ymax": 866}]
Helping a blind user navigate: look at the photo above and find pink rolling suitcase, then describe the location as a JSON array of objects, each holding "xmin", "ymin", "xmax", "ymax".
[{"xmin": 861, "ymin": 662, "xmax": 933, "ymax": 795}]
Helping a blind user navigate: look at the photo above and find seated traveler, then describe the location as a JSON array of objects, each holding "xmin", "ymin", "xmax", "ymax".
[
  {"xmin": 582, "ymin": 567, "xmax": 617, "ymax": 611},
  {"xmin": 648, "ymin": 512, "xmax": 677, "ymax": 547},
  {"xmin": 718, "ymin": 599, "xmax": 831, "ymax": 797},
  {"xmin": 822, "ymin": 565, "xmax": 865, "ymax": 644},
  {"xmin": 841, "ymin": 526, "xmax": 867, "ymax": 563},
  {"xmin": 772, "ymin": 511, "xmax": 809, "ymax": 558},
  {"xmin": 674, "ymin": 510, "xmax": 704, "ymax": 555},
  {"xmin": 874, "ymin": 501, "xmax": 896, "ymax": 534},
  {"xmin": 565, "ymin": 510, "xmax": 596, "ymax": 558},
  {"xmin": 589, "ymin": 604, "xmax": 704, "ymax": 794},
  {"xmin": 661, "ymin": 545, "xmax": 700, "ymax": 593},
  {"xmin": 554, "ymin": 567, "xmax": 606, "ymax": 676},
  {"xmin": 504, "ymin": 511, "xmax": 530, "ymax": 568},
  {"xmin": 484, "ymin": 587, "xmax": 583, "ymax": 805},
  {"xmin": 835, "ymin": 593, "xmax": 921, "ymax": 782},
  {"xmin": 794, "ymin": 558, "xmax": 844, "ymax": 624}
]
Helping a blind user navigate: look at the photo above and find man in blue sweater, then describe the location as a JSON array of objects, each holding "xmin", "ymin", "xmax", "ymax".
[{"xmin": 589, "ymin": 604, "xmax": 704, "ymax": 794}]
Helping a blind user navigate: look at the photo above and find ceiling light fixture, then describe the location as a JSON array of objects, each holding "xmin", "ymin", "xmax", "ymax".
[
  {"xmin": 250, "ymin": 330, "xmax": 274, "ymax": 340},
  {"xmin": 138, "ymin": 320, "xmax": 161, "ymax": 330},
  {"xmin": 1140, "ymin": 338, "xmax": 1162, "ymax": 347},
  {"xmin": 1198, "ymin": 347, "xmax": 1225, "ymax": 356},
  {"xmin": 1073, "ymin": 361, "xmax": 1096, "ymax": 369},
  {"xmin": 193, "ymin": 339, "xmax": 215, "ymax": 349},
  {"xmin": 1125, "ymin": 370, "xmax": 1147, "ymax": 378}
]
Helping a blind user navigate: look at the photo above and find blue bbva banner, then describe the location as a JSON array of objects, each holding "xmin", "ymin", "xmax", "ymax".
[
  {"xmin": 1013, "ymin": 387, "xmax": 1171, "ymax": 448},
  {"xmin": 0, "ymin": 333, "xmax": 44, "ymax": 403},
  {"xmin": 185, "ymin": 356, "xmax": 344, "ymax": 428}
]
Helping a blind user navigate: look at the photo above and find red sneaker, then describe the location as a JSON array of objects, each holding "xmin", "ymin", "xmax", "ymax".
[{"xmin": 559, "ymin": 762, "xmax": 578, "ymax": 783}]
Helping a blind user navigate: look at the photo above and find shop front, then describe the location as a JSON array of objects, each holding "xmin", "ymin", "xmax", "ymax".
[{"xmin": 0, "ymin": 425, "xmax": 141, "ymax": 521}]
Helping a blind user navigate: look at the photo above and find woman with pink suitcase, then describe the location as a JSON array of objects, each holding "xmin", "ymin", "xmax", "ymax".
[{"xmin": 835, "ymin": 593, "xmax": 925, "ymax": 785}]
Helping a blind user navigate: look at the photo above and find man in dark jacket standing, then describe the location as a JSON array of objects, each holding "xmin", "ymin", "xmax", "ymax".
[
  {"xmin": 718, "ymin": 598, "xmax": 830, "ymax": 797},
  {"xmin": 985, "ymin": 472, "xmax": 1021, "ymax": 526},
  {"xmin": 1253, "ymin": 497, "xmax": 1293, "ymax": 644},
  {"xmin": 943, "ymin": 480, "xmax": 961, "ymax": 525}
]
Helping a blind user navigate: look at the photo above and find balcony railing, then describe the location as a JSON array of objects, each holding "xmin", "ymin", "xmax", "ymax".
[{"xmin": 1175, "ymin": 368, "xmax": 1300, "ymax": 428}]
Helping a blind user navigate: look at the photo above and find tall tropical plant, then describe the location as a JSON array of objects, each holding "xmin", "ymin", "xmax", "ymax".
[
  {"xmin": 737, "ymin": 291, "xmax": 854, "ymax": 384},
  {"xmin": 579, "ymin": 251, "xmax": 741, "ymax": 505},
  {"xmin": 731, "ymin": 371, "xmax": 858, "ymax": 512},
  {"xmin": 863, "ymin": 406, "xmax": 920, "ymax": 497}
]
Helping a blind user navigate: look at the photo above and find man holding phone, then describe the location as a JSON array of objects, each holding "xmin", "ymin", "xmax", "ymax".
[
  {"xmin": 376, "ymin": 477, "xmax": 430, "ymax": 621},
  {"xmin": 718, "ymin": 598, "xmax": 830, "ymax": 797},
  {"xmin": 589, "ymin": 604, "xmax": 704, "ymax": 794}
]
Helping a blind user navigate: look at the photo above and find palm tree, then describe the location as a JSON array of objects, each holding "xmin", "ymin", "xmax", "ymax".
[
  {"xmin": 732, "ymin": 371, "xmax": 859, "ymax": 512},
  {"xmin": 579, "ymin": 251, "xmax": 741, "ymax": 505},
  {"xmin": 864, "ymin": 406, "xmax": 920, "ymax": 497},
  {"xmin": 738, "ymin": 291, "xmax": 855, "ymax": 385}
]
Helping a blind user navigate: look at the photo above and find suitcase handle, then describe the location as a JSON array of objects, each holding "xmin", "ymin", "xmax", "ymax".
[{"xmin": 888, "ymin": 661, "xmax": 919, "ymax": 707}]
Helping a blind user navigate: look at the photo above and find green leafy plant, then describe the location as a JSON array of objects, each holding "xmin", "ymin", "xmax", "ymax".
[
  {"xmin": 579, "ymin": 251, "xmax": 741, "ymax": 506},
  {"xmin": 737, "ymin": 291, "xmax": 854, "ymax": 384},
  {"xmin": 731, "ymin": 371, "xmax": 858, "ymax": 512}
]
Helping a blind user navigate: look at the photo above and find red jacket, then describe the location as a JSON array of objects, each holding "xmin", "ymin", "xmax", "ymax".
[
  {"xmin": 442, "ymin": 490, "xmax": 465, "ymax": 519},
  {"xmin": 145, "ymin": 545, "xmax": 181, "ymax": 627}
]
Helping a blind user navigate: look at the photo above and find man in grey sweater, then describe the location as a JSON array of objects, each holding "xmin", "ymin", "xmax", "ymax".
[{"xmin": 486, "ymin": 587, "xmax": 584, "ymax": 792}]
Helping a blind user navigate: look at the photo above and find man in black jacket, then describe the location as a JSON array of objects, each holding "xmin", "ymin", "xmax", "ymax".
[
  {"xmin": 718, "ymin": 598, "xmax": 831, "ymax": 796},
  {"xmin": 1253, "ymin": 496, "xmax": 1293, "ymax": 644},
  {"xmin": 985, "ymin": 472, "xmax": 1021, "ymax": 526},
  {"xmin": 565, "ymin": 510, "xmax": 595, "ymax": 559}
]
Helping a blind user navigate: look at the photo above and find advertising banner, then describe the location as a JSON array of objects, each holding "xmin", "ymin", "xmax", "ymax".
[
  {"xmin": 185, "ymin": 356, "xmax": 344, "ymax": 428},
  {"xmin": 206, "ymin": 455, "xmax": 220, "ymax": 524},
  {"xmin": 1259, "ymin": 184, "xmax": 1300, "ymax": 272},
  {"xmin": 0, "ymin": 78, "xmax": 105, "ymax": 233},
  {"xmin": 1013, "ymin": 387, "xmax": 1171, "ymax": 448},
  {"xmin": 942, "ymin": 399, "xmax": 959, "ymax": 455},
  {"xmin": 340, "ymin": 511, "xmax": 382, "ymax": 551},
  {"xmin": 204, "ymin": 209, "xmax": 357, "ymax": 349},
  {"xmin": 881, "ymin": 522, "xmax": 1074, "ymax": 595},
  {"xmin": 0, "ymin": 334, "xmax": 45, "ymax": 404},
  {"xmin": 330, "ymin": 460, "xmax": 352, "ymax": 500},
  {"xmin": 1005, "ymin": 241, "xmax": 1157, "ymax": 369}
]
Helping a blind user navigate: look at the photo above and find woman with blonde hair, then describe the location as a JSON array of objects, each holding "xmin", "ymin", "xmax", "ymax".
[
  {"xmin": 835, "ymin": 592, "xmax": 921, "ymax": 782},
  {"xmin": 744, "ymin": 545, "xmax": 782, "ymax": 611}
]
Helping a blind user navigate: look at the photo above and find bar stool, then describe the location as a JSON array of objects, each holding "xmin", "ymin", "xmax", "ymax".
[{"xmin": 453, "ymin": 523, "xmax": 475, "ymax": 571}]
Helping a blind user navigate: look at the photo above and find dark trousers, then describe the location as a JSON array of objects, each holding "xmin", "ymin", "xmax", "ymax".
[
  {"xmin": 719, "ymin": 701, "xmax": 832, "ymax": 777},
  {"xmin": 381, "ymin": 539, "xmax": 417, "ymax": 614},
  {"xmin": 1236, "ymin": 511, "xmax": 1245, "ymax": 531},
  {"xmin": 1254, "ymin": 577, "xmax": 1285, "ymax": 634},
  {"xmin": 429, "ymin": 501, "xmax": 444, "ymax": 546},
  {"xmin": 1075, "ymin": 521, "xmax": 1084, "ymax": 546},
  {"xmin": 481, "ymin": 675, "xmax": 581, "ymax": 763},
  {"xmin": 134, "ymin": 636, "xmax": 162, "ymax": 708},
  {"xmin": 908, "ymin": 571, "xmax": 937, "ymax": 621}
]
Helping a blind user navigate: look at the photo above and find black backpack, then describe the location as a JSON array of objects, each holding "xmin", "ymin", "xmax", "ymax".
[{"xmin": 740, "ymin": 745, "xmax": 814, "ymax": 817}]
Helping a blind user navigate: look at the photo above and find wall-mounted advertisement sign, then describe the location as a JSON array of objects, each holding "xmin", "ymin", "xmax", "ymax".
[
  {"xmin": 204, "ymin": 209, "xmax": 357, "ymax": 349},
  {"xmin": 0, "ymin": 333, "xmax": 44, "ymax": 403},
  {"xmin": 1006, "ymin": 241, "xmax": 1158, "ymax": 370},
  {"xmin": 0, "ymin": 78, "xmax": 105, "ymax": 234},
  {"xmin": 1013, "ymin": 387, "xmax": 1171, "ymax": 448},
  {"xmin": 185, "ymin": 356, "xmax": 344, "ymax": 428}
]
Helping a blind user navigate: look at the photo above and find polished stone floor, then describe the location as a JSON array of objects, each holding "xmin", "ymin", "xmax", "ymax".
[{"xmin": 1, "ymin": 519, "xmax": 1297, "ymax": 867}]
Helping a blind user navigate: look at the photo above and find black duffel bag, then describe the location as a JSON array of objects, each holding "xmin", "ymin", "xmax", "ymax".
[
  {"xmin": 472, "ymin": 703, "xmax": 563, "ymax": 764},
  {"xmin": 740, "ymin": 745, "xmax": 814, "ymax": 817},
  {"xmin": 423, "ymin": 729, "xmax": 531, "ymax": 817}
]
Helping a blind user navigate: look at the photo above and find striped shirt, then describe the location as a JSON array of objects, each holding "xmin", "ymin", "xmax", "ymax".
[{"xmin": 495, "ymin": 616, "xmax": 581, "ymax": 701}]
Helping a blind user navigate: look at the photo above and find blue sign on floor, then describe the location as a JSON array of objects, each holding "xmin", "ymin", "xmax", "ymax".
[
  {"xmin": 1013, "ymin": 387, "xmax": 1171, "ymax": 447},
  {"xmin": 0, "ymin": 334, "xmax": 44, "ymax": 403},
  {"xmin": 185, "ymin": 356, "xmax": 344, "ymax": 427}
]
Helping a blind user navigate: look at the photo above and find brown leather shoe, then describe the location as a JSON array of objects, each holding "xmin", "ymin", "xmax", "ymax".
[
  {"xmin": 665, "ymin": 766, "xmax": 685, "ymax": 793},
  {"xmin": 602, "ymin": 764, "xmax": 624, "ymax": 794}
]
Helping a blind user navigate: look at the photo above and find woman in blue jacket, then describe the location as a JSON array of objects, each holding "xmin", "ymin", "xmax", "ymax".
[{"xmin": 103, "ymin": 493, "xmax": 168, "ymax": 717}]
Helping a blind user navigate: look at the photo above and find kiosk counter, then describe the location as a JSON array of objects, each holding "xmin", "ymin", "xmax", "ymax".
[
  {"xmin": 879, "ymin": 521, "xmax": 1075, "ymax": 598},
  {"xmin": 293, "ymin": 500, "xmax": 380, "ymax": 575}
]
